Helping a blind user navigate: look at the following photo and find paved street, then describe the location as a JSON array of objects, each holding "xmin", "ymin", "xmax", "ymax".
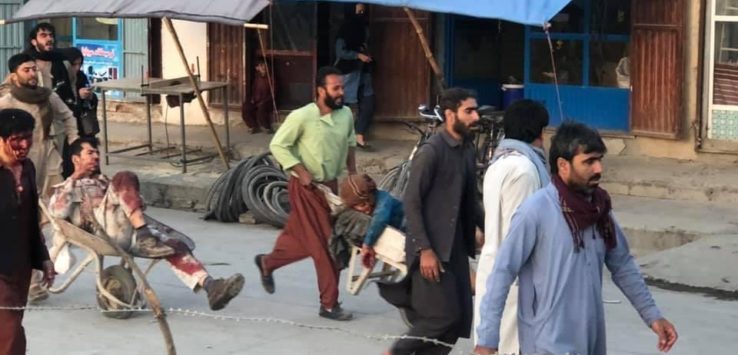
[{"xmin": 24, "ymin": 208, "xmax": 738, "ymax": 354}]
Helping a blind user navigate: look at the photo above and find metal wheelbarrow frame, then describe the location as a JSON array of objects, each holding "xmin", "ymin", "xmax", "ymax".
[{"xmin": 39, "ymin": 201, "xmax": 193, "ymax": 319}]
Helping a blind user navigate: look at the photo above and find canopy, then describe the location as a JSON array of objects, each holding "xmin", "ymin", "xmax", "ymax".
[
  {"xmin": 4, "ymin": 0, "xmax": 271, "ymax": 26},
  {"xmin": 304, "ymin": 0, "xmax": 571, "ymax": 25}
]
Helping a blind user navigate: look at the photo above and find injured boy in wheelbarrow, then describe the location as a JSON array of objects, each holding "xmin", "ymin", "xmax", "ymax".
[
  {"xmin": 329, "ymin": 174, "xmax": 405, "ymax": 271},
  {"xmin": 47, "ymin": 137, "xmax": 244, "ymax": 311}
]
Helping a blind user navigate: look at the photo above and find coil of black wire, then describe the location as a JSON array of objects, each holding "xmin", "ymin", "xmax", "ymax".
[{"xmin": 204, "ymin": 152, "xmax": 290, "ymax": 228}]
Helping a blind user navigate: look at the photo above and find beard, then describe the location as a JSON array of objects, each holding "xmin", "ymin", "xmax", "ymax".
[
  {"xmin": 324, "ymin": 94, "xmax": 344, "ymax": 110},
  {"xmin": 452, "ymin": 119, "xmax": 472, "ymax": 139},
  {"xmin": 36, "ymin": 40, "xmax": 54, "ymax": 53},
  {"xmin": 19, "ymin": 79, "xmax": 37, "ymax": 88},
  {"xmin": 568, "ymin": 173, "xmax": 601, "ymax": 194}
]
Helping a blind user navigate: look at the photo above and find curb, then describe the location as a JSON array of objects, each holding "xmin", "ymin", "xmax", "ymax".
[{"xmin": 645, "ymin": 277, "xmax": 738, "ymax": 301}]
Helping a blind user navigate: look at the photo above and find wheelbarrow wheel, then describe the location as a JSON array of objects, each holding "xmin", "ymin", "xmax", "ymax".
[{"xmin": 97, "ymin": 265, "xmax": 140, "ymax": 319}]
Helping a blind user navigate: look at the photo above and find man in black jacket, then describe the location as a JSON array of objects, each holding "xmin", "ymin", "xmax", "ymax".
[
  {"xmin": 24, "ymin": 23, "xmax": 75, "ymax": 109},
  {"xmin": 0, "ymin": 108, "xmax": 54, "ymax": 355},
  {"xmin": 382, "ymin": 88, "xmax": 482, "ymax": 355}
]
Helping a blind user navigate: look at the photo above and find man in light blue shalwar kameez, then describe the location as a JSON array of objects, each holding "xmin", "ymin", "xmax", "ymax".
[{"xmin": 475, "ymin": 122, "xmax": 678, "ymax": 355}]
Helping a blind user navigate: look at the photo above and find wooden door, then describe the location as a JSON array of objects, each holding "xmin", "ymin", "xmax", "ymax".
[
  {"xmin": 369, "ymin": 6, "xmax": 432, "ymax": 119},
  {"xmin": 208, "ymin": 23, "xmax": 245, "ymax": 107},
  {"xmin": 630, "ymin": 0, "xmax": 686, "ymax": 138}
]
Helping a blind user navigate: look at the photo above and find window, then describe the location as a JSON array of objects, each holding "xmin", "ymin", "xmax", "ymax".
[
  {"xmin": 706, "ymin": 0, "xmax": 738, "ymax": 140},
  {"xmin": 76, "ymin": 18, "xmax": 119, "ymax": 41},
  {"xmin": 525, "ymin": 0, "xmax": 630, "ymax": 89}
]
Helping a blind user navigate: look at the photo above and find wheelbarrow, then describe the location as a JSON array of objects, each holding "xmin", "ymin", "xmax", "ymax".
[{"xmin": 39, "ymin": 202, "xmax": 194, "ymax": 320}]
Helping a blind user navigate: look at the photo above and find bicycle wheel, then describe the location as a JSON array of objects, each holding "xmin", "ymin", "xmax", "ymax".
[{"xmin": 378, "ymin": 163, "xmax": 403, "ymax": 191}]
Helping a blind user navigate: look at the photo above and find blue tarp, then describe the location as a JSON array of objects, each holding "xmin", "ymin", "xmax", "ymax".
[{"xmin": 306, "ymin": 0, "xmax": 571, "ymax": 26}]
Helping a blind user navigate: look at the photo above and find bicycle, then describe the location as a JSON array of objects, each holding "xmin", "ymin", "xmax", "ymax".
[
  {"xmin": 379, "ymin": 104, "xmax": 505, "ymax": 198},
  {"xmin": 473, "ymin": 106, "xmax": 506, "ymax": 191},
  {"xmin": 378, "ymin": 105, "xmax": 443, "ymax": 199}
]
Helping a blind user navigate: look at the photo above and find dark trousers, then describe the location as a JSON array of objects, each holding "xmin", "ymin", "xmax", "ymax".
[
  {"xmin": 262, "ymin": 178, "xmax": 340, "ymax": 308},
  {"xmin": 354, "ymin": 94, "xmax": 375, "ymax": 136},
  {"xmin": 390, "ymin": 243, "xmax": 472, "ymax": 355},
  {"xmin": 242, "ymin": 100, "xmax": 273, "ymax": 131},
  {"xmin": 0, "ymin": 269, "xmax": 31, "ymax": 355}
]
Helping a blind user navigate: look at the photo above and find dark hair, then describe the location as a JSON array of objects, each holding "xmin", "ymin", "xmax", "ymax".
[
  {"xmin": 316, "ymin": 66, "xmax": 343, "ymax": 87},
  {"xmin": 61, "ymin": 47, "xmax": 84, "ymax": 64},
  {"xmin": 0, "ymin": 109, "xmax": 35, "ymax": 139},
  {"xmin": 69, "ymin": 136, "xmax": 99, "ymax": 157},
  {"xmin": 439, "ymin": 87, "xmax": 477, "ymax": 118},
  {"xmin": 549, "ymin": 121, "xmax": 607, "ymax": 174},
  {"xmin": 8, "ymin": 53, "xmax": 35, "ymax": 73},
  {"xmin": 29, "ymin": 22, "xmax": 55, "ymax": 44},
  {"xmin": 503, "ymin": 100, "xmax": 550, "ymax": 143}
]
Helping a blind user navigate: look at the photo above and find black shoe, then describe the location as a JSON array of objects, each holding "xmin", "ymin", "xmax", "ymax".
[
  {"xmin": 207, "ymin": 273, "xmax": 245, "ymax": 311},
  {"xmin": 134, "ymin": 234, "xmax": 176, "ymax": 258},
  {"xmin": 254, "ymin": 254, "xmax": 275, "ymax": 294},
  {"xmin": 319, "ymin": 303, "xmax": 353, "ymax": 321}
]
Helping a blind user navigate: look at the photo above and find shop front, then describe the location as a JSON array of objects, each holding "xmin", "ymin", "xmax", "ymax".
[{"xmin": 525, "ymin": 0, "xmax": 631, "ymax": 131}]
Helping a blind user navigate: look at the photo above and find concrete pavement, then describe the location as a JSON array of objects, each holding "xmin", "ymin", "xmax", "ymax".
[{"xmin": 23, "ymin": 208, "xmax": 738, "ymax": 354}]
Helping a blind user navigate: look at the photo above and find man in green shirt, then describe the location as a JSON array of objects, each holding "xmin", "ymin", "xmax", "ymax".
[{"xmin": 255, "ymin": 66, "xmax": 357, "ymax": 321}]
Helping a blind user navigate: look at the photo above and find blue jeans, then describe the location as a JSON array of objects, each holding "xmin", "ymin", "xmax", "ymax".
[{"xmin": 343, "ymin": 71, "xmax": 375, "ymax": 136}]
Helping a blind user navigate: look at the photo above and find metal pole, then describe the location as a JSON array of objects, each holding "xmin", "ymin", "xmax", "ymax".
[
  {"xmin": 179, "ymin": 94, "xmax": 187, "ymax": 173},
  {"xmin": 102, "ymin": 90, "xmax": 109, "ymax": 165},
  {"xmin": 224, "ymin": 82, "xmax": 230, "ymax": 157},
  {"xmin": 162, "ymin": 17, "xmax": 229, "ymax": 169},
  {"xmin": 146, "ymin": 94, "xmax": 153, "ymax": 153}
]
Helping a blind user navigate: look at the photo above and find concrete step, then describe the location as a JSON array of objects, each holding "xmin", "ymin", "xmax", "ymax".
[
  {"xmin": 612, "ymin": 195, "xmax": 738, "ymax": 256},
  {"xmin": 601, "ymin": 156, "xmax": 738, "ymax": 204}
]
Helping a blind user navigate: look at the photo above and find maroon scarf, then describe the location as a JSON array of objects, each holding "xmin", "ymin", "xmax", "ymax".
[{"xmin": 552, "ymin": 175, "xmax": 616, "ymax": 251}]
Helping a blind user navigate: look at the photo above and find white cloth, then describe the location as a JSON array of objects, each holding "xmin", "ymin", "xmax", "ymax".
[{"xmin": 474, "ymin": 153, "xmax": 542, "ymax": 354}]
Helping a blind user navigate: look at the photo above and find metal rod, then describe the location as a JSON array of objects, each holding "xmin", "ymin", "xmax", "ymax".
[
  {"xmin": 146, "ymin": 94, "xmax": 153, "ymax": 152},
  {"xmin": 224, "ymin": 77, "xmax": 230, "ymax": 156},
  {"xmin": 179, "ymin": 93, "xmax": 187, "ymax": 173},
  {"xmin": 108, "ymin": 144, "xmax": 152, "ymax": 154},
  {"xmin": 101, "ymin": 90, "xmax": 109, "ymax": 165},
  {"xmin": 196, "ymin": 56, "xmax": 201, "ymax": 83}
]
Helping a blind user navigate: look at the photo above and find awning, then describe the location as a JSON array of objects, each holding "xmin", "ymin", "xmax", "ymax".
[
  {"xmin": 4, "ymin": 0, "xmax": 271, "ymax": 26},
  {"xmin": 302, "ymin": 0, "xmax": 572, "ymax": 25}
]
